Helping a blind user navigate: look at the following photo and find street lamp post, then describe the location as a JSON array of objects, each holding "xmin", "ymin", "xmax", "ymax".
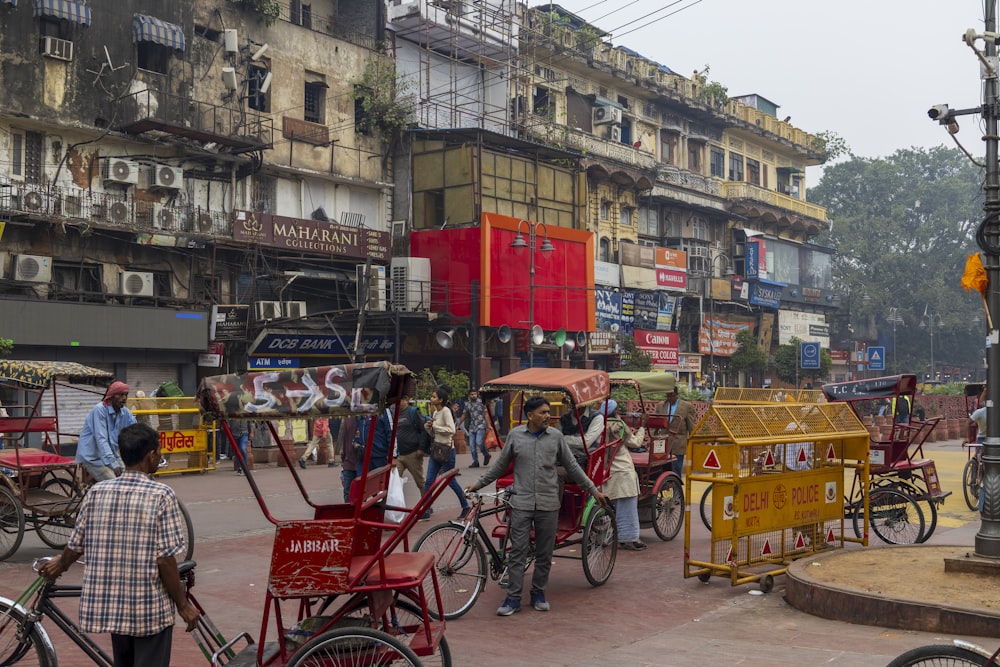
[
  {"xmin": 510, "ymin": 219, "xmax": 554, "ymax": 368},
  {"xmin": 887, "ymin": 307, "xmax": 904, "ymax": 375},
  {"xmin": 706, "ymin": 252, "xmax": 734, "ymax": 388},
  {"xmin": 920, "ymin": 307, "xmax": 944, "ymax": 383}
]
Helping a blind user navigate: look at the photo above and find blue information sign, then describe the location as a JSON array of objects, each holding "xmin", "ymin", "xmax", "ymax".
[
  {"xmin": 867, "ymin": 346, "xmax": 885, "ymax": 371},
  {"xmin": 800, "ymin": 342, "xmax": 820, "ymax": 370}
]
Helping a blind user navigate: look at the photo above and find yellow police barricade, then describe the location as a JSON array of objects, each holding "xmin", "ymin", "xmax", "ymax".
[
  {"xmin": 684, "ymin": 401, "xmax": 870, "ymax": 592},
  {"xmin": 713, "ymin": 387, "xmax": 824, "ymax": 404},
  {"xmin": 128, "ymin": 396, "xmax": 216, "ymax": 475}
]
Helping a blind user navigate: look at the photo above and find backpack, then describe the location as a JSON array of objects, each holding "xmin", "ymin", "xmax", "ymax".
[{"xmin": 410, "ymin": 407, "xmax": 434, "ymax": 454}]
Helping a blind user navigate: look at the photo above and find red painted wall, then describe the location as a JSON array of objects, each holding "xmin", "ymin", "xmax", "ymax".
[{"xmin": 410, "ymin": 212, "xmax": 595, "ymax": 332}]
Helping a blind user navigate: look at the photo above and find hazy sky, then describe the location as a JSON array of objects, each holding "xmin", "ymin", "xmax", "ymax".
[{"xmin": 543, "ymin": 0, "xmax": 990, "ymax": 165}]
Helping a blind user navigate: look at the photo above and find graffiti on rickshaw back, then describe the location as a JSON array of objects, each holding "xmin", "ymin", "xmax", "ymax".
[{"xmin": 286, "ymin": 538, "xmax": 343, "ymax": 554}]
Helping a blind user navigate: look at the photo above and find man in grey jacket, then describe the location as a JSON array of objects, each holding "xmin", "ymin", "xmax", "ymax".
[{"xmin": 466, "ymin": 396, "xmax": 610, "ymax": 616}]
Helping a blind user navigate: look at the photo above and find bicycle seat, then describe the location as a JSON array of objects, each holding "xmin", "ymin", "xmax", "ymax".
[{"xmin": 178, "ymin": 560, "xmax": 197, "ymax": 575}]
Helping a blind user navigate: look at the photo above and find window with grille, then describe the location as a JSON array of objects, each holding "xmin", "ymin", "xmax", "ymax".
[
  {"xmin": 252, "ymin": 174, "xmax": 277, "ymax": 213},
  {"xmin": 599, "ymin": 237, "xmax": 612, "ymax": 262},
  {"xmin": 248, "ymin": 64, "xmax": 270, "ymax": 112},
  {"xmin": 14, "ymin": 131, "xmax": 44, "ymax": 184},
  {"xmin": 304, "ymin": 80, "xmax": 326, "ymax": 124}
]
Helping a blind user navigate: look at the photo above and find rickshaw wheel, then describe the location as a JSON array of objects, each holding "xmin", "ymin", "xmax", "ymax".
[
  {"xmin": 582, "ymin": 506, "xmax": 617, "ymax": 586},
  {"xmin": 413, "ymin": 523, "xmax": 486, "ymax": 620},
  {"xmin": 36, "ymin": 477, "xmax": 80, "ymax": 549},
  {"xmin": 963, "ymin": 458, "xmax": 983, "ymax": 511},
  {"xmin": 0, "ymin": 486, "xmax": 25, "ymax": 561},
  {"xmin": 329, "ymin": 593, "xmax": 452, "ymax": 667},
  {"xmin": 853, "ymin": 487, "xmax": 925, "ymax": 546},
  {"xmin": 286, "ymin": 626, "xmax": 420, "ymax": 667},
  {"xmin": 759, "ymin": 574, "xmax": 774, "ymax": 593},
  {"xmin": 652, "ymin": 475, "xmax": 684, "ymax": 541},
  {"xmin": 699, "ymin": 484, "xmax": 713, "ymax": 532}
]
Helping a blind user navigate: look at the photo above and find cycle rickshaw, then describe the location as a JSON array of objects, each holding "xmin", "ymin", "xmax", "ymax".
[
  {"xmin": 414, "ymin": 368, "xmax": 619, "ymax": 620},
  {"xmin": 0, "ymin": 360, "xmax": 113, "ymax": 560},
  {"xmin": 822, "ymin": 373, "xmax": 950, "ymax": 543},
  {"xmin": 197, "ymin": 362, "xmax": 454, "ymax": 666},
  {"xmin": 961, "ymin": 381, "xmax": 986, "ymax": 511},
  {"xmin": 608, "ymin": 371, "xmax": 685, "ymax": 541}
]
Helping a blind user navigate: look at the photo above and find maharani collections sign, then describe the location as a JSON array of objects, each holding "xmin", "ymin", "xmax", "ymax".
[{"xmin": 232, "ymin": 210, "xmax": 389, "ymax": 261}]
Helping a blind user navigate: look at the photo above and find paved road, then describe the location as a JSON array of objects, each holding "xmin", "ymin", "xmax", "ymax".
[{"xmin": 0, "ymin": 440, "xmax": 989, "ymax": 666}]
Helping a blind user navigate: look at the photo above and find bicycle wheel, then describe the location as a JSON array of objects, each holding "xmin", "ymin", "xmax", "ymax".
[
  {"xmin": 413, "ymin": 523, "xmax": 486, "ymax": 620},
  {"xmin": 35, "ymin": 478, "xmax": 80, "ymax": 549},
  {"xmin": 286, "ymin": 626, "xmax": 420, "ymax": 667},
  {"xmin": 853, "ymin": 487, "xmax": 925, "ymax": 545},
  {"xmin": 882, "ymin": 480, "xmax": 938, "ymax": 544},
  {"xmin": 177, "ymin": 500, "xmax": 195, "ymax": 561},
  {"xmin": 963, "ymin": 457, "xmax": 982, "ymax": 511},
  {"xmin": 385, "ymin": 598, "xmax": 452, "ymax": 667},
  {"xmin": 652, "ymin": 475, "xmax": 684, "ymax": 541},
  {"xmin": 581, "ymin": 505, "xmax": 617, "ymax": 587},
  {"xmin": 699, "ymin": 484, "xmax": 713, "ymax": 531},
  {"xmin": 0, "ymin": 598, "xmax": 55, "ymax": 667},
  {"xmin": 886, "ymin": 643, "xmax": 994, "ymax": 666},
  {"xmin": 0, "ymin": 486, "xmax": 25, "ymax": 562}
]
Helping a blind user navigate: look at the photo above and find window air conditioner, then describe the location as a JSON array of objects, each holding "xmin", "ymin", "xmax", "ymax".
[
  {"xmin": 41, "ymin": 36, "xmax": 73, "ymax": 61},
  {"xmin": 19, "ymin": 185, "xmax": 50, "ymax": 214},
  {"xmin": 284, "ymin": 301, "xmax": 308, "ymax": 318},
  {"xmin": 101, "ymin": 159, "xmax": 140, "ymax": 186},
  {"xmin": 120, "ymin": 271, "xmax": 154, "ymax": 297},
  {"xmin": 255, "ymin": 301, "xmax": 282, "ymax": 321},
  {"xmin": 15, "ymin": 254, "xmax": 52, "ymax": 283},
  {"xmin": 608, "ymin": 125, "xmax": 622, "ymax": 143},
  {"xmin": 389, "ymin": 257, "xmax": 431, "ymax": 312},
  {"xmin": 356, "ymin": 265, "xmax": 386, "ymax": 312},
  {"xmin": 150, "ymin": 203, "xmax": 186, "ymax": 230}
]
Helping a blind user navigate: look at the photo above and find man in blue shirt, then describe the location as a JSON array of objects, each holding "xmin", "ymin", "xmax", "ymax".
[{"xmin": 76, "ymin": 381, "xmax": 137, "ymax": 481}]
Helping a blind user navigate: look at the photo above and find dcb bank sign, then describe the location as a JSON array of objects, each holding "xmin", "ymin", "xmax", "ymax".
[{"xmin": 250, "ymin": 332, "xmax": 395, "ymax": 357}]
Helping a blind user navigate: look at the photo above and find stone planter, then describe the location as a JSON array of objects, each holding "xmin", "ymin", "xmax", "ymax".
[{"xmin": 453, "ymin": 430, "xmax": 468, "ymax": 454}]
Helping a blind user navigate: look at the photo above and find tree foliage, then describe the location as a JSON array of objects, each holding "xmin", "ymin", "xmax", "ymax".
[
  {"xmin": 415, "ymin": 368, "xmax": 470, "ymax": 402},
  {"xmin": 0, "ymin": 338, "xmax": 11, "ymax": 358},
  {"xmin": 620, "ymin": 336, "xmax": 653, "ymax": 372},
  {"xmin": 729, "ymin": 329, "xmax": 768, "ymax": 384},
  {"xmin": 773, "ymin": 337, "xmax": 832, "ymax": 386},
  {"xmin": 810, "ymin": 147, "xmax": 985, "ymax": 379},
  {"xmin": 355, "ymin": 55, "xmax": 415, "ymax": 154}
]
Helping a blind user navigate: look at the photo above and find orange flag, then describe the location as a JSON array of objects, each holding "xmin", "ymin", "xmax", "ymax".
[{"xmin": 961, "ymin": 252, "xmax": 988, "ymax": 298}]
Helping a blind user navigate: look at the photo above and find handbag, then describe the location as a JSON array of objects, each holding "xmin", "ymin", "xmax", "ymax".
[{"xmin": 430, "ymin": 440, "xmax": 453, "ymax": 464}]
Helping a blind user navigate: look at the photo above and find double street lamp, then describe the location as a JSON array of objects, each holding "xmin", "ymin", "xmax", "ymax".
[
  {"xmin": 510, "ymin": 219, "xmax": 554, "ymax": 367},
  {"xmin": 919, "ymin": 306, "xmax": 944, "ymax": 383},
  {"xmin": 707, "ymin": 252, "xmax": 735, "ymax": 388}
]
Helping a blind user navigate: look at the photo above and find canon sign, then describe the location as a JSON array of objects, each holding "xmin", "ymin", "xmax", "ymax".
[{"xmin": 640, "ymin": 330, "xmax": 678, "ymax": 347}]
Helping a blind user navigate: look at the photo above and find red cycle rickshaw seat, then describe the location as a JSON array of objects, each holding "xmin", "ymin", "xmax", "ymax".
[{"xmin": 349, "ymin": 551, "xmax": 434, "ymax": 587}]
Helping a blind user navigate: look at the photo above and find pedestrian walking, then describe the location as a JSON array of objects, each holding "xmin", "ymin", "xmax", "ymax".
[
  {"xmin": 465, "ymin": 389, "xmax": 490, "ymax": 468},
  {"xmin": 421, "ymin": 385, "xmax": 470, "ymax": 521},
  {"xmin": 393, "ymin": 396, "xmax": 427, "ymax": 492},
  {"xmin": 299, "ymin": 417, "xmax": 336, "ymax": 469}
]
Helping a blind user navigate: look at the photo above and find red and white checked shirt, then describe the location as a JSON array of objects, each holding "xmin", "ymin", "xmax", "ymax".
[{"xmin": 67, "ymin": 471, "xmax": 188, "ymax": 636}]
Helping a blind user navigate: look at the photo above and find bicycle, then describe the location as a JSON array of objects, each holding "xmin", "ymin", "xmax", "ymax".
[
  {"xmin": 413, "ymin": 489, "xmax": 517, "ymax": 620},
  {"xmin": 0, "ymin": 556, "xmax": 251, "ymax": 667},
  {"xmin": 963, "ymin": 441, "xmax": 984, "ymax": 511},
  {"xmin": 888, "ymin": 638, "xmax": 1000, "ymax": 666}
]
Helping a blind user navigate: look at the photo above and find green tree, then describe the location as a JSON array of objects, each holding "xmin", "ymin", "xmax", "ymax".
[
  {"xmin": 354, "ymin": 54, "xmax": 415, "ymax": 161},
  {"xmin": 773, "ymin": 337, "xmax": 832, "ymax": 386},
  {"xmin": 811, "ymin": 130, "xmax": 851, "ymax": 162},
  {"xmin": 0, "ymin": 338, "xmax": 11, "ymax": 358},
  {"xmin": 810, "ymin": 147, "xmax": 985, "ymax": 378},
  {"xmin": 620, "ymin": 336, "xmax": 653, "ymax": 372},
  {"xmin": 729, "ymin": 329, "xmax": 768, "ymax": 386},
  {"xmin": 414, "ymin": 368, "xmax": 470, "ymax": 402}
]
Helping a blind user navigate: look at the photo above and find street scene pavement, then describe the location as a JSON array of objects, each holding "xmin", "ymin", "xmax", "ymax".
[{"xmin": 0, "ymin": 437, "xmax": 989, "ymax": 667}]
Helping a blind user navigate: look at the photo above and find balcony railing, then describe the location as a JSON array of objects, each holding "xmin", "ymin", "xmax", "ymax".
[
  {"xmin": 117, "ymin": 88, "xmax": 273, "ymax": 153},
  {"xmin": 720, "ymin": 181, "xmax": 827, "ymax": 222}
]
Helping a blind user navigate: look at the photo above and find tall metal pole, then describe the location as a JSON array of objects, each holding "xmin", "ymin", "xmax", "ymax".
[
  {"xmin": 977, "ymin": 0, "xmax": 1000, "ymax": 559},
  {"xmin": 709, "ymin": 272, "xmax": 715, "ymax": 388},
  {"xmin": 930, "ymin": 327, "xmax": 935, "ymax": 383},
  {"xmin": 528, "ymin": 235, "xmax": 536, "ymax": 368}
]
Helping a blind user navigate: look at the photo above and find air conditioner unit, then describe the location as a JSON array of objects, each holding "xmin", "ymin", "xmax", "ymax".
[
  {"xmin": 593, "ymin": 105, "xmax": 622, "ymax": 126},
  {"xmin": 142, "ymin": 164, "xmax": 183, "ymax": 191},
  {"xmin": 19, "ymin": 186, "xmax": 50, "ymax": 214},
  {"xmin": 284, "ymin": 301, "xmax": 308, "ymax": 318},
  {"xmin": 15, "ymin": 254, "xmax": 52, "ymax": 283},
  {"xmin": 120, "ymin": 271, "xmax": 154, "ymax": 297},
  {"xmin": 107, "ymin": 200, "xmax": 134, "ymax": 226},
  {"xmin": 255, "ymin": 301, "xmax": 282, "ymax": 321},
  {"xmin": 150, "ymin": 203, "xmax": 186, "ymax": 230},
  {"xmin": 608, "ymin": 125, "xmax": 622, "ymax": 143},
  {"xmin": 356, "ymin": 264, "xmax": 386, "ymax": 312},
  {"xmin": 101, "ymin": 159, "xmax": 139, "ymax": 186},
  {"xmin": 389, "ymin": 257, "xmax": 431, "ymax": 312},
  {"xmin": 41, "ymin": 36, "xmax": 73, "ymax": 61},
  {"xmin": 192, "ymin": 211, "xmax": 215, "ymax": 234}
]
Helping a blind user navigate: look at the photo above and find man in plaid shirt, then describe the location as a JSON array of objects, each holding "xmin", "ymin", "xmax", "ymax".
[{"xmin": 41, "ymin": 423, "xmax": 200, "ymax": 666}]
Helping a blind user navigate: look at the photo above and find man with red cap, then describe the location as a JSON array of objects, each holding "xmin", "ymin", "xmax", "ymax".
[{"xmin": 76, "ymin": 381, "xmax": 137, "ymax": 481}]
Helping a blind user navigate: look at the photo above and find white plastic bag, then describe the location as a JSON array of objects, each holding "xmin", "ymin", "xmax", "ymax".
[{"xmin": 386, "ymin": 469, "xmax": 407, "ymax": 524}]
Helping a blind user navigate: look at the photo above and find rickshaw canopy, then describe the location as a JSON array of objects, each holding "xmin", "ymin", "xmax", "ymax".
[
  {"xmin": 0, "ymin": 360, "xmax": 114, "ymax": 389},
  {"xmin": 480, "ymin": 368, "xmax": 610, "ymax": 407},
  {"xmin": 198, "ymin": 362, "xmax": 413, "ymax": 421},
  {"xmin": 608, "ymin": 371, "xmax": 677, "ymax": 395},
  {"xmin": 821, "ymin": 374, "xmax": 917, "ymax": 402}
]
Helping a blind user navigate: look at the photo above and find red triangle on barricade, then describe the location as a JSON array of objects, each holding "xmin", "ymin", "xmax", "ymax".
[
  {"xmin": 761, "ymin": 539, "xmax": 772, "ymax": 556},
  {"xmin": 797, "ymin": 447, "xmax": 808, "ymax": 464},
  {"xmin": 703, "ymin": 450, "xmax": 722, "ymax": 470},
  {"xmin": 826, "ymin": 528, "xmax": 837, "ymax": 544},
  {"xmin": 794, "ymin": 532, "xmax": 806, "ymax": 549},
  {"xmin": 761, "ymin": 450, "xmax": 775, "ymax": 467},
  {"xmin": 826, "ymin": 443, "xmax": 837, "ymax": 461},
  {"xmin": 726, "ymin": 546, "xmax": 734, "ymax": 563}
]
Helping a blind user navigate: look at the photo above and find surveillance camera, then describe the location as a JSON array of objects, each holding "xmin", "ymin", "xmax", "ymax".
[
  {"xmin": 251, "ymin": 43, "xmax": 269, "ymax": 61},
  {"xmin": 927, "ymin": 104, "xmax": 951, "ymax": 121},
  {"xmin": 259, "ymin": 72, "xmax": 273, "ymax": 95}
]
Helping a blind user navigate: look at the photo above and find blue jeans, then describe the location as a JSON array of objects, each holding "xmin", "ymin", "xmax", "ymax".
[
  {"xmin": 468, "ymin": 428, "xmax": 487, "ymax": 464},
  {"xmin": 671, "ymin": 455, "xmax": 684, "ymax": 478},
  {"xmin": 234, "ymin": 434, "xmax": 249, "ymax": 468},
  {"xmin": 341, "ymin": 468, "xmax": 358, "ymax": 503},
  {"xmin": 422, "ymin": 448, "xmax": 469, "ymax": 511}
]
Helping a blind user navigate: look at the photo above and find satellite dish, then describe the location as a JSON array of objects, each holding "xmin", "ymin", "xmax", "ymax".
[
  {"xmin": 563, "ymin": 339, "xmax": 576, "ymax": 353},
  {"xmin": 552, "ymin": 328, "xmax": 567, "ymax": 347},
  {"xmin": 530, "ymin": 324, "xmax": 544, "ymax": 346},
  {"xmin": 435, "ymin": 329, "xmax": 456, "ymax": 349},
  {"xmin": 575, "ymin": 331, "xmax": 588, "ymax": 347},
  {"xmin": 497, "ymin": 324, "xmax": 513, "ymax": 344}
]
